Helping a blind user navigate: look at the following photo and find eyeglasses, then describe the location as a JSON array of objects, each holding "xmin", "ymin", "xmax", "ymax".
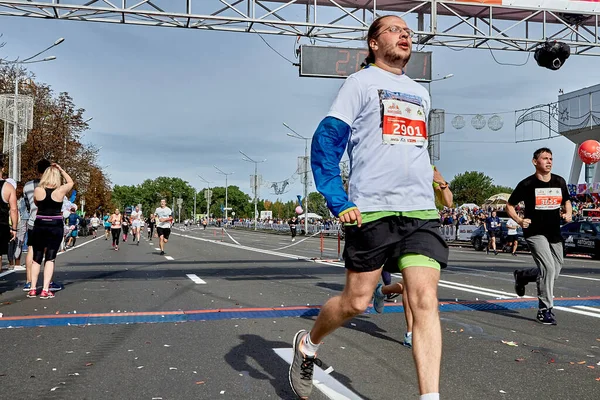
[{"xmin": 377, "ymin": 25, "xmax": 415, "ymax": 38}]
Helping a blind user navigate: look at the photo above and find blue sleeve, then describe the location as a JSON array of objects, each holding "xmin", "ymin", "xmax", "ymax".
[{"xmin": 311, "ymin": 116, "xmax": 356, "ymax": 217}]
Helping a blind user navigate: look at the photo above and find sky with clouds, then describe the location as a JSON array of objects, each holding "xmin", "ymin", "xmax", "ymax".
[{"xmin": 1, "ymin": 9, "xmax": 597, "ymax": 203}]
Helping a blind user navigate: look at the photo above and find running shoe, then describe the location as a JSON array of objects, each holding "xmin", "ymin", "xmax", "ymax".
[
  {"xmin": 289, "ymin": 330, "xmax": 321, "ymax": 400},
  {"xmin": 513, "ymin": 270, "xmax": 526, "ymax": 297},
  {"xmin": 536, "ymin": 309, "xmax": 557, "ymax": 325},
  {"xmin": 403, "ymin": 332, "xmax": 413, "ymax": 348},
  {"xmin": 385, "ymin": 293, "xmax": 400, "ymax": 302},
  {"xmin": 372, "ymin": 283, "xmax": 385, "ymax": 314},
  {"xmin": 27, "ymin": 289, "xmax": 37, "ymax": 298},
  {"xmin": 39, "ymin": 290, "xmax": 55, "ymax": 300},
  {"xmin": 23, "ymin": 282, "xmax": 31, "ymax": 292},
  {"xmin": 160, "ymin": 251, "xmax": 165, "ymax": 256},
  {"xmin": 48, "ymin": 282, "xmax": 63, "ymax": 292},
  {"xmin": 115, "ymin": 246, "xmax": 119, "ymax": 251}
]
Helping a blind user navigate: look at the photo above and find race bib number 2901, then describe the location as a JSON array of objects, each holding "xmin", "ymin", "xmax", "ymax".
[{"xmin": 379, "ymin": 90, "xmax": 427, "ymax": 146}]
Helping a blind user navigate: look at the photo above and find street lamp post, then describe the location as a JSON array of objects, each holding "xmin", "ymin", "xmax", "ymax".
[
  {"xmin": 198, "ymin": 175, "xmax": 213, "ymax": 221},
  {"xmin": 214, "ymin": 166, "xmax": 234, "ymax": 225},
  {"xmin": 283, "ymin": 122, "xmax": 310, "ymax": 235},
  {"xmin": 426, "ymin": 73, "xmax": 454, "ymax": 165},
  {"xmin": 1, "ymin": 38, "xmax": 64, "ymax": 180},
  {"xmin": 240, "ymin": 150, "xmax": 266, "ymax": 231}
]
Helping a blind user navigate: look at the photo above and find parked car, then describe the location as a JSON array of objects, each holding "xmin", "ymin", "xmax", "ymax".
[
  {"xmin": 560, "ymin": 221, "xmax": 600, "ymax": 259},
  {"xmin": 470, "ymin": 222, "xmax": 529, "ymax": 252}
]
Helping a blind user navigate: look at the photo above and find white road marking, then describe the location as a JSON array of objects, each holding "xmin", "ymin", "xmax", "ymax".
[
  {"xmin": 555, "ymin": 306, "xmax": 600, "ymax": 318},
  {"xmin": 573, "ymin": 305, "xmax": 600, "ymax": 314},
  {"xmin": 560, "ymin": 274, "xmax": 600, "ymax": 282},
  {"xmin": 155, "ymin": 248, "xmax": 161, "ymax": 251},
  {"xmin": 485, "ymin": 257, "xmax": 526, "ymax": 263},
  {"xmin": 174, "ymin": 232, "xmax": 600, "ymax": 319},
  {"xmin": 186, "ymin": 274, "xmax": 206, "ymax": 284},
  {"xmin": 274, "ymin": 348, "xmax": 361, "ymax": 400},
  {"xmin": 164, "ymin": 256, "xmax": 174, "ymax": 260},
  {"xmin": 2, "ymin": 236, "xmax": 103, "ymax": 278},
  {"xmin": 223, "ymin": 229, "xmax": 241, "ymax": 245}
]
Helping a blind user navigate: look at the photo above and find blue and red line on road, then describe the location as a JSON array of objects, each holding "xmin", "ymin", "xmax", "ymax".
[{"xmin": 1, "ymin": 296, "xmax": 599, "ymax": 329}]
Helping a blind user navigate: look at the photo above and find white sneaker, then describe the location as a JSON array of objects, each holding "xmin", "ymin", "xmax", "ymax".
[{"xmin": 292, "ymin": 238, "xmax": 296, "ymax": 242}]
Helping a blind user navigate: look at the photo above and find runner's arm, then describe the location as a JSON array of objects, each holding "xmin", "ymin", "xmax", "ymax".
[{"xmin": 311, "ymin": 116, "xmax": 356, "ymax": 217}]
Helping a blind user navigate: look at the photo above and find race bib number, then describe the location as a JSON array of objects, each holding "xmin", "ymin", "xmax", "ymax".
[
  {"xmin": 535, "ymin": 188, "xmax": 562, "ymax": 210},
  {"xmin": 379, "ymin": 91, "xmax": 427, "ymax": 146}
]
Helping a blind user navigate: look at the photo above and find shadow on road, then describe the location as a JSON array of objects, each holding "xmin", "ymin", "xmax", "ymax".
[{"xmin": 224, "ymin": 334, "xmax": 372, "ymax": 400}]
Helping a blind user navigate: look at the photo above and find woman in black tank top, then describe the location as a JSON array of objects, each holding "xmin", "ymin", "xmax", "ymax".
[{"xmin": 28, "ymin": 164, "xmax": 73, "ymax": 300}]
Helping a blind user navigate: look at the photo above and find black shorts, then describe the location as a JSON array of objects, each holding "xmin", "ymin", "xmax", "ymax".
[
  {"xmin": 30, "ymin": 220, "xmax": 63, "ymax": 254},
  {"xmin": 487, "ymin": 230, "xmax": 499, "ymax": 239},
  {"xmin": 506, "ymin": 234, "xmax": 518, "ymax": 242},
  {"xmin": 157, "ymin": 227, "xmax": 171, "ymax": 240},
  {"xmin": 27, "ymin": 227, "xmax": 35, "ymax": 247},
  {"xmin": 0, "ymin": 224, "xmax": 9, "ymax": 255},
  {"xmin": 343, "ymin": 216, "xmax": 448, "ymax": 272}
]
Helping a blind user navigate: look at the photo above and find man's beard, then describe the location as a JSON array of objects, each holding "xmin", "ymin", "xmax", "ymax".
[{"xmin": 383, "ymin": 46, "xmax": 411, "ymax": 68}]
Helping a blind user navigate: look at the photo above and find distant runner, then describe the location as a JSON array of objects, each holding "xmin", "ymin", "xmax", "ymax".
[
  {"xmin": 130, "ymin": 205, "xmax": 143, "ymax": 245},
  {"xmin": 154, "ymin": 199, "xmax": 173, "ymax": 256},
  {"xmin": 110, "ymin": 208, "xmax": 123, "ymax": 251}
]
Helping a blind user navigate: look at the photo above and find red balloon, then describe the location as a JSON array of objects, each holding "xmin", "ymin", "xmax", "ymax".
[{"xmin": 578, "ymin": 140, "xmax": 600, "ymax": 165}]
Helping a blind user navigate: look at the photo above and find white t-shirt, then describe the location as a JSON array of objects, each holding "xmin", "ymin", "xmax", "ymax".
[
  {"xmin": 90, "ymin": 217, "xmax": 100, "ymax": 227},
  {"xmin": 155, "ymin": 207, "xmax": 173, "ymax": 228},
  {"xmin": 131, "ymin": 210, "xmax": 142, "ymax": 222},
  {"xmin": 327, "ymin": 66, "xmax": 436, "ymax": 212},
  {"xmin": 507, "ymin": 218, "xmax": 518, "ymax": 235}
]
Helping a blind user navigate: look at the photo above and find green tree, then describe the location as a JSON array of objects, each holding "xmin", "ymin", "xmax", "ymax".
[
  {"xmin": 487, "ymin": 185, "xmax": 513, "ymax": 198},
  {"xmin": 450, "ymin": 171, "xmax": 494, "ymax": 206},
  {"xmin": 308, "ymin": 191, "xmax": 331, "ymax": 219}
]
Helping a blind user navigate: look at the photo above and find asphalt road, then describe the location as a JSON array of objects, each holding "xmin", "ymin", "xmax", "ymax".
[{"xmin": 0, "ymin": 226, "xmax": 598, "ymax": 400}]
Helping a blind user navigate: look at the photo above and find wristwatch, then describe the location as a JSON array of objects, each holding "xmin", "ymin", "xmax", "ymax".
[{"xmin": 439, "ymin": 182, "xmax": 449, "ymax": 190}]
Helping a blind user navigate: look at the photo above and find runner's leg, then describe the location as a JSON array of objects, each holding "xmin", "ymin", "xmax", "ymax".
[
  {"xmin": 309, "ymin": 267, "xmax": 382, "ymax": 343},
  {"xmin": 402, "ymin": 265, "xmax": 441, "ymax": 395}
]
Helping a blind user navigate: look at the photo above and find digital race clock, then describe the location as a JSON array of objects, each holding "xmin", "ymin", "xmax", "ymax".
[{"xmin": 300, "ymin": 45, "xmax": 432, "ymax": 81}]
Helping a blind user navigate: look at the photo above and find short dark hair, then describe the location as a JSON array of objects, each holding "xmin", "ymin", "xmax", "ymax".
[
  {"xmin": 37, "ymin": 159, "xmax": 51, "ymax": 174},
  {"xmin": 533, "ymin": 147, "xmax": 552, "ymax": 160}
]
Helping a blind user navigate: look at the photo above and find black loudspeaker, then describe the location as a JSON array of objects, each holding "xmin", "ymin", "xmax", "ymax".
[{"xmin": 534, "ymin": 41, "xmax": 570, "ymax": 70}]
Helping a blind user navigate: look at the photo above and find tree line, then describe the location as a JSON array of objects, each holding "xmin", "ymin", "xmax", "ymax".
[
  {"xmin": 0, "ymin": 64, "xmax": 112, "ymax": 215},
  {"xmin": 112, "ymin": 176, "xmax": 331, "ymax": 220}
]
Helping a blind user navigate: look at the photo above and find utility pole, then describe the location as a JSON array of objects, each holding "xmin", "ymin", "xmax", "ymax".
[
  {"xmin": 284, "ymin": 122, "xmax": 310, "ymax": 235},
  {"xmin": 214, "ymin": 166, "xmax": 234, "ymax": 225},
  {"xmin": 198, "ymin": 175, "xmax": 213, "ymax": 220},
  {"xmin": 240, "ymin": 150, "xmax": 266, "ymax": 231},
  {"xmin": 193, "ymin": 190, "xmax": 196, "ymax": 222}
]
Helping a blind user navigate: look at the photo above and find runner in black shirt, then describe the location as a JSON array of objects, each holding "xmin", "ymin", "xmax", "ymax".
[{"xmin": 507, "ymin": 147, "xmax": 572, "ymax": 325}]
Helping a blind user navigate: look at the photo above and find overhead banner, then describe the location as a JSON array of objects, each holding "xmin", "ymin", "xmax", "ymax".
[{"xmin": 456, "ymin": 0, "xmax": 600, "ymax": 12}]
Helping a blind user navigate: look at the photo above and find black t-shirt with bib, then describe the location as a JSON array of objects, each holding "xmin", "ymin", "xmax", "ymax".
[{"xmin": 508, "ymin": 173, "xmax": 569, "ymax": 243}]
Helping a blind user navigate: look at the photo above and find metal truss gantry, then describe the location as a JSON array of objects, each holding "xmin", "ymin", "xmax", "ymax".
[{"xmin": 1, "ymin": 1, "xmax": 600, "ymax": 55}]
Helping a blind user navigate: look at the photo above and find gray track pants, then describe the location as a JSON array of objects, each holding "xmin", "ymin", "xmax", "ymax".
[{"xmin": 520, "ymin": 235, "xmax": 563, "ymax": 309}]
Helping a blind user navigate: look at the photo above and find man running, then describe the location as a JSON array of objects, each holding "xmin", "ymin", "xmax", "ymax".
[
  {"xmin": 507, "ymin": 147, "xmax": 571, "ymax": 325},
  {"xmin": 90, "ymin": 213, "xmax": 100, "ymax": 238},
  {"xmin": 289, "ymin": 15, "xmax": 447, "ymax": 400},
  {"xmin": 485, "ymin": 210, "xmax": 501, "ymax": 255},
  {"xmin": 130, "ymin": 205, "xmax": 143, "ymax": 245},
  {"xmin": 154, "ymin": 199, "xmax": 173, "ymax": 256},
  {"xmin": 146, "ymin": 215, "xmax": 155, "ymax": 239},
  {"xmin": 65, "ymin": 207, "xmax": 80, "ymax": 249}
]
